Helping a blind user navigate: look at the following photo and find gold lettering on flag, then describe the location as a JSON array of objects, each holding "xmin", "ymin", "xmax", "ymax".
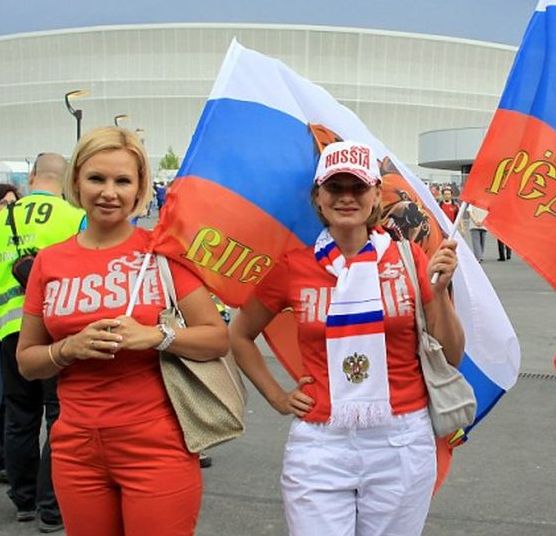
[
  {"xmin": 184, "ymin": 227, "xmax": 273, "ymax": 283},
  {"xmin": 489, "ymin": 149, "xmax": 556, "ymax": 217}
]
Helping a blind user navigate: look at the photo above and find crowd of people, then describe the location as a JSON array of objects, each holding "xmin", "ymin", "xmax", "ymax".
[
  {"xmin": 433, "ymin": 184, "xmax": 512, "ymax": 263},
  {"xmin": 0, "ymin": 131, "xmax": 500, "ymax": 535}
]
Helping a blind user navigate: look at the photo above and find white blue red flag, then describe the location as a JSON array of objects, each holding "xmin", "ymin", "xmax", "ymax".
[
  {"xmin": 461, "ymin": 1, "xmax": 556, "ymax": 290},
  {"xmin": 151, "ymin": 39, "xmax": 520, "ymax": 486}
]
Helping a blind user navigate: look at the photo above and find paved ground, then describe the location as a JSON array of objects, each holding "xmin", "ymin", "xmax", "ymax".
[{"xmin": 1, "ymin": 233, "xmax": 554, "ymax": 535}]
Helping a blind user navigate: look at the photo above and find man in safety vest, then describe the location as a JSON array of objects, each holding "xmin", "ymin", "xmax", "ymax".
[{"xmin": 0, "ymin": 153, "xmax": 85, "ymax": 533}]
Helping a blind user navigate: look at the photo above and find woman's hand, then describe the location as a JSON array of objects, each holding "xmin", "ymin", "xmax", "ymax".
[
  {"xmin": 62, "ymin": 318, "xmax": 123, "ymax": 362},
  {"xmin": 112, "ymin": 315, "xmax": 163, "ymax": 351},
  {"xmin": 428, "ymin": 239, "xmax": 458, "ymax": 293},
  {"xmin": 272, "ymin": 376, "xmax": 315, "ymax": 418},
  {"xmin": 424, "ymin": 239, "xmax": 465, "ymax": 366}
]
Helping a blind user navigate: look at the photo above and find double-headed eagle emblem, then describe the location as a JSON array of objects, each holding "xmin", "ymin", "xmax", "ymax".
[{"xmin": 342, "ymin": 353, "xmax": 370, "ymax": 384}]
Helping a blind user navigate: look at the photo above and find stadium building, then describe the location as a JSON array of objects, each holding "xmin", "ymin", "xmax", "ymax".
[{"xmin": 0, "ymin": 4, "xmax": 525, "ymax": 183}]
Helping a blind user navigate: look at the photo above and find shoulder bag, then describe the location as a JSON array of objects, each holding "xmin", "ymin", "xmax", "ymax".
[
  {"xmin": 157, "ymin": 255, "xmax": 246, "ymax": 453},
  {"xmin": 396, "ymin": 240, "xmax": 476, "ymax": 437}
]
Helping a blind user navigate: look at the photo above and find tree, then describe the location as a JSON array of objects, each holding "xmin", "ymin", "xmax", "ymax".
[{"xmin": 158, "ymin": 147, "xmax": 180, "ymax": 170}]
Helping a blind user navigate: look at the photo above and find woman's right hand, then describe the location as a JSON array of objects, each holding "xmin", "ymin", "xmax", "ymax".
[
  {"xmin": 272, "ymin": 376, "xmax": 315, "ymax": 418},
  {"xmin": 61, "ymin": 318, "xmax": 124, "ymax": 362}
]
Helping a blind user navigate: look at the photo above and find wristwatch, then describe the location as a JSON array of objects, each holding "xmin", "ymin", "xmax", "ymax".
[{"xmin": 155, "ymin": 323, "xmax": 176, "ymax": 351}]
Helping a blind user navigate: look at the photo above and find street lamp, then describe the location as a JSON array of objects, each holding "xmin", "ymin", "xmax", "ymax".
[
  {"xmin": 135, "ymin": 128, "xmax": 145, "ymax": 145},
  {"xmin": 64, "ymin": 89, "xmax": 88, "ymax": 141},
  {"xmin": 114, "ymin": 114, "xmax": 129, "ymax": 127}
]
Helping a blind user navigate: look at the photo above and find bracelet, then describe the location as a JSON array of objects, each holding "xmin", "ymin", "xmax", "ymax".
[
  {"xmin": 48, "ymin": 340, "xmax": 73, "ymax": 369},
  {"xmin": 57, "ymin": 338, "xmax": 72, "ymax": 365},
  {"xmin": 57, "ymin": 339, "xmax": 74, "ymax": 367},
  {"xmin": 48, "ymin": 344, "xmax": 65, "ymax": 370}
]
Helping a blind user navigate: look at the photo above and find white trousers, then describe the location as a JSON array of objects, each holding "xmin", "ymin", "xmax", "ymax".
[{"xmin": 281, "ymin": 408, "xmax": 436, "ymax": 536}]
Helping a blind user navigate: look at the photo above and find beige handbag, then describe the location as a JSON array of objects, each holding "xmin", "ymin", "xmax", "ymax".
[
  {"xmin": 396, "ymin": 241, "xmax": 477, "ymax": 437},
  {"xmin": 157, "ymin": 255, "xmax": 246, "ymax": 453}
]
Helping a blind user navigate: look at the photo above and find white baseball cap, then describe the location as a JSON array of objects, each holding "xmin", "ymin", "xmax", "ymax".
[{"xmin": 314, "ymin": 141, "xmax": 382, "ymax": 186}]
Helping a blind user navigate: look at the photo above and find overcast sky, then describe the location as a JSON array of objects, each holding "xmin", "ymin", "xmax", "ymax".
[{"xmin": 0, "ymin": 0, "xmax": 539, "ymax": 46}]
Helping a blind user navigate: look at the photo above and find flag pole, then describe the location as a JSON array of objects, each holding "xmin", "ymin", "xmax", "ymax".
[{"xmin": 431, "ymin": 201, "xmax": 468, "ymax": 284}]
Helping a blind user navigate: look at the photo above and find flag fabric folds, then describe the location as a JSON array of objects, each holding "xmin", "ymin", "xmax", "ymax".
[
  {"xmin": 151, "ymin": 39, "xmax": 520, "ymax": 484},
  {"xmin": 461, "ymin": 0, "xmax": 556, "ymax": 290}
]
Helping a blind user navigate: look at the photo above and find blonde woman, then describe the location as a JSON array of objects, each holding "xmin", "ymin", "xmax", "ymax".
[{"xmin": 17, "ymin": 127, "xmax": 228, "ymax": 536}]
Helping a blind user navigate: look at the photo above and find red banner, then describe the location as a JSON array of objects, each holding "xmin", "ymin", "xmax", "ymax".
[{"xmin": 461, "ymin": 109, "xmax": 556, "ymax": 289}]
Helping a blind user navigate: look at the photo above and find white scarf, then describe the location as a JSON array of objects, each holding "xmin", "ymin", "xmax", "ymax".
[{"xmin": 315, "ymin": 228, "xmax": 392, "ymax": 429}]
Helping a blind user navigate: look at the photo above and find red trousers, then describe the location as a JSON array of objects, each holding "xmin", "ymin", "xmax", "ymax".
[{"xmin": 50, "ymin": 414, "xmax": 202, "ymax": 536}]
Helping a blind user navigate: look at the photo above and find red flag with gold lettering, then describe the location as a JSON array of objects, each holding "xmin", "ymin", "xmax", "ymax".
[{"xmin": 461, "ymin": 1, "xmax": 556, "ymax": 290}]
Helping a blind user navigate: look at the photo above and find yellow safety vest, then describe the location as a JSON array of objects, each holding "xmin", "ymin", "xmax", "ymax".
[{"xmin": 0, "ymin": 192, "xmax": 85, "ymax": 339}]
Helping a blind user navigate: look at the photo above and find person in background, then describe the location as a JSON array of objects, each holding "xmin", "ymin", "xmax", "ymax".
[
  {"xmin": 17, "ymin": 127, "xmax": 228, "ymax": 536},
  {"xmin": 429, "ymin": 183, "xmax": 440, "ymax": 202},
  {"xmin": 148, "ymin": 183, "xmax": 157, "ymax": 217},
  {"xmin": 0, "ymin": 156, "xmax": 85, "ymax": 533},
  {"xmin": 155, "ymin": 181, "xmax": 166, "ymax": 210},
  {"xmin": 438, "ymin": 186, "xmax": 466, "ymax": 235},
  {"xmin": 231, "ymin": 141, "xmax": 463, "ymax": 536},
  {"xmin": 0, "ymin": 183, "xmax": 21, "ymax": 486},
  {"xmin": 438, "ymin": 185, "xmax": 459, "ymax": 223},
  {"xmin": 467, "ymin": 203, "xmax": 488, "ymax": 263},
  {"xmin": 0, "ymin": 184, "xmax": 20, "ymax": 209},
  {"xmin": 497, "ymin": 239, "xmax": 512, "ymax": 262}
]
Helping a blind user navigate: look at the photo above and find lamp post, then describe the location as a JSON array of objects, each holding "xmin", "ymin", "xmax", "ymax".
[
  {"xmin": 135, "ymin": 128, "xmax": 145, "ymax": 145},
  {"xmin": 64, "ymin": 90, "xmax": 88, "ymax": 141},
  {"xmin": 114, "ymin": 114, "xmax": 129, "ymax": 127}
]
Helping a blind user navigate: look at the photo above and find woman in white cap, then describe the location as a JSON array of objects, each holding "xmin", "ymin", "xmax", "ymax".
[{"xmin": 231, "ymin": 140, "xmax": 464, "ymax": 535}]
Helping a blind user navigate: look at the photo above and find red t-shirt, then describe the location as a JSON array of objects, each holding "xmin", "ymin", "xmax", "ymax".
[
  {"xmin": 255, "ymin": 240, "xmax": 433, "ymax": 422},
  {"xmin": 440, "ymin": 201, "xmax": 459, "ymax": 223},
  {"xmin": 24, "ymin": 228, "xmax": 202, "ymax": 427}
]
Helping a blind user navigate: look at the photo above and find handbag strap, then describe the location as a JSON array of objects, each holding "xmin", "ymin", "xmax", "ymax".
[
  {"xmin": 156, "ymin": 254, "xmax": 175, "ymax": 309},
  {"xmin": 396, "ymin": 240, "xmax": 429, "ymax": 342},
  {"xmin": 7, "ymin": 203, "xmax": 23, "ymax": 258},
  {"xmin": 156, "ymin": 254, "xmax": 187, "ymax": 324}
]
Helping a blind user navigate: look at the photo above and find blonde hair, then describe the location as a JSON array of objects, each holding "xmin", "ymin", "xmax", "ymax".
[
  {"xmin": 310, "ymin": 183, "xmax": 383, "ymax": 230},
  {"xmin": 64, "ymin": 126, "xmax": 152, "ymax": 217}
]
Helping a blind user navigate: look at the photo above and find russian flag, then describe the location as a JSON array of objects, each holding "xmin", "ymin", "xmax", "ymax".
[
  {"xmin": 151, "ymin": 39, "xmax": 520, "ymax": 486},
  {"xmin": 462, "ymin": 0, "xmax": 556, "ymax": 290}
]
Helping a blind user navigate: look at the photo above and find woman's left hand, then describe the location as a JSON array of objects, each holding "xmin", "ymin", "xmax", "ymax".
[
  {"xmin": 112, "ymin": 315, "xmax": 162, "ymax": 351},
  {"xmin": 428, "ymin": 239, "xmax": 458, "ymax": 293}
]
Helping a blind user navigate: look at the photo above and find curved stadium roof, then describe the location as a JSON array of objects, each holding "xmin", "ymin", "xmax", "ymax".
[
  {"xmin": 0, "ymin": 0, "xmax": 536, "ymax": 45},
  {"xmin": 0, "ymin": 0, "xmax": 537, "ymax": 179}
]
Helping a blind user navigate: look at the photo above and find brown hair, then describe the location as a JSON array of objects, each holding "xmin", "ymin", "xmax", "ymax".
[
  {"xmin": 64, "ymin": 126, "xmax": 152, "ymax": 217},
  {"xmin": 0, "ymin": 183, "xmax": 21, "ymax": 202}
]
